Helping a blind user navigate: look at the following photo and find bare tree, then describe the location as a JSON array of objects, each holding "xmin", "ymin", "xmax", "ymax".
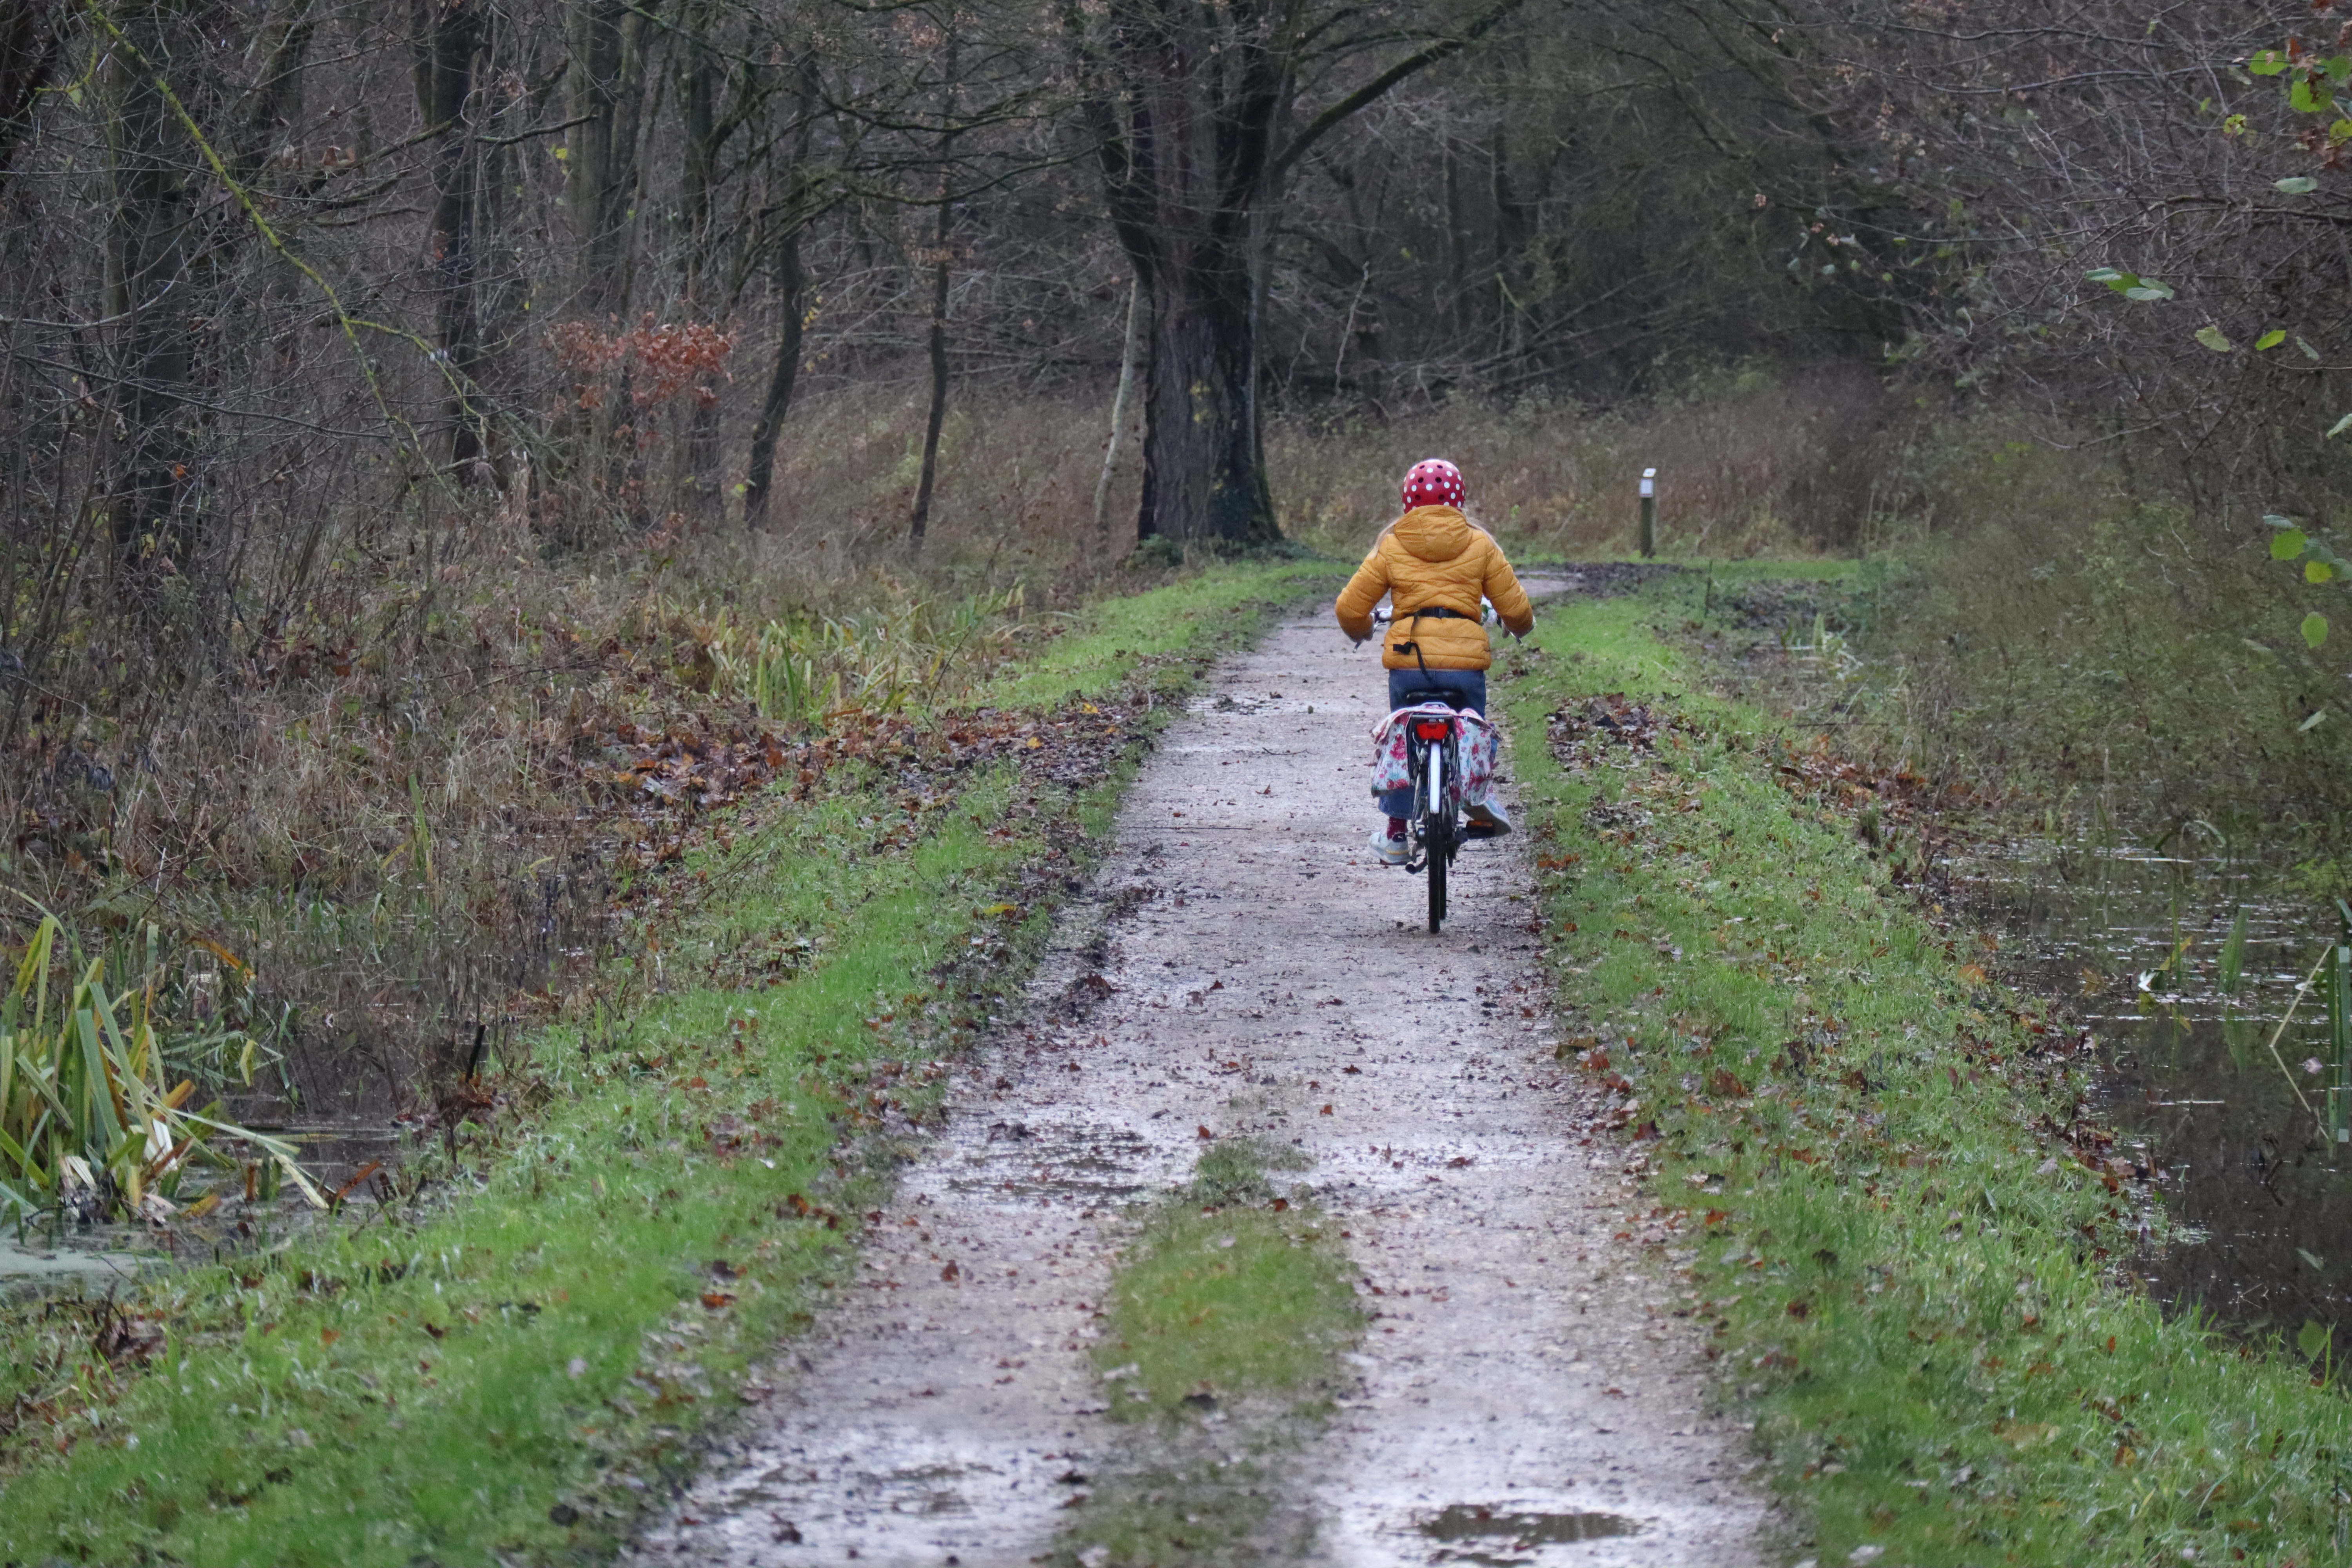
[
  {"xmin": 909, "ymin": 31, "xmax": 961, "ymax": 553},
  {"xmin": 1067, "ymin": 0, "xmax": 1526, "ymax": 547},
  {"xmin": 103, "ymin": 0, "xmax": 198, "ymax": 578},
  {"xmin": 416, "ymin": 0, "xmax": 486, "ymax": 466},
  {"xmin": 0, "ymin": 0, "xmax": 62, "ymax": 194}
]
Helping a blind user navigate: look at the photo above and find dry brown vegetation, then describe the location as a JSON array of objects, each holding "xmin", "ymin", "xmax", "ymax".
[
  {"xmin": 5, "ymin": 380, "xmax": 1164, "ymax": 1124},
  {"xmin": 1275, "ymin": 368, "xmax": 1898, "ymax": 558}
]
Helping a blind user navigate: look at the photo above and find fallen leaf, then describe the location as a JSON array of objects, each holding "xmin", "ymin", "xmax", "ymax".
[{"xmin": 941, "ymin": 1261, "xmax": 961, "ymax": 1282}]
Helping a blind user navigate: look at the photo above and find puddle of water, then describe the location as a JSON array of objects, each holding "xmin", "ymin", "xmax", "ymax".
[
  {"xmin": 0, "ymin": 1122, "xmax": 414, "ymax": 1298},
  {"xmin": 1955, "ymin": 841, "xmax": 2352, "ymax": 1338},
  {"xmin": 946, "ymin": 1122, "xmax": 1155, "ymax": 1203},
  {"xmin": 1417, "ymin": 1503, "xmax": 1639, "ymax": 1562},
  {"xmin": 0, "ymin": 1232, "xmax": 160, "ymax": 1298}
]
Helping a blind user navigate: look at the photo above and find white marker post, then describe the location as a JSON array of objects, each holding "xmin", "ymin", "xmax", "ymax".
[{"xmin": 1639, "ymin": 468, "xmax": 1658, "ymax": 559}]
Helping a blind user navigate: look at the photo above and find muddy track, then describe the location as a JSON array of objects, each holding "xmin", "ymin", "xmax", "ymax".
[{"xmin": 632, "ymin": 586, "xmax": 1767, "ymax": 1568}]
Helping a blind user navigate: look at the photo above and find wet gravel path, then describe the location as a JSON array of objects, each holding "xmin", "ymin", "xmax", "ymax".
[{"xmin": 633, "ymin": 591, "xmax": 1768, "ymax": 1568}]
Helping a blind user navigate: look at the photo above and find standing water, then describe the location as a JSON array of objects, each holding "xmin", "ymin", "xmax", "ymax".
[{"xmin": 1956, "ymin": 839, "xmax": 2352, "ymax": 1340}]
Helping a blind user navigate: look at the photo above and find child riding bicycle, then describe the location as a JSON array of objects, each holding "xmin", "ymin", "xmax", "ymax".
[{"xmin": 1335, "ymin": 459, "xmax": 1536, "ymax": 865}]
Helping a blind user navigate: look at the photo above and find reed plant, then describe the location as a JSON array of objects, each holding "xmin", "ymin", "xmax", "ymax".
[{"xmin": 0, "ymin": 915, "xmax": 319, "ymax": 1226}]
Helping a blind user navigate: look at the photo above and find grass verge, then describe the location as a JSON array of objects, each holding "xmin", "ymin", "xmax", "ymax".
[
  {"xmin": 1052, "ymin": 1138, "xmax": 1362, "ymax": 1568},
  {"xmin": 0, "ymin": 559, "xmax": 1339, "ymax": 1568},
  {"xmin": 1504, "ymin": 566, "xmax": 2352, "ymax": 1568}
]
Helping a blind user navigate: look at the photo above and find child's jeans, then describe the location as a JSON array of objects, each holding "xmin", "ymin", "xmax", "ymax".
[{"xmin": 1380, "ymin": 668, "xmax": 1487, "ymax": 819}]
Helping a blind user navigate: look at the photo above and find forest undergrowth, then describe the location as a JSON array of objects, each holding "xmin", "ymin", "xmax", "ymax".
[
  {"xmin": 0, "ymin": 557, "xmax": 1338, "ymax": 1566},
  {"xmin": 1510, "ymin": 568, "xmax": 2352, "ymax": 1568}
]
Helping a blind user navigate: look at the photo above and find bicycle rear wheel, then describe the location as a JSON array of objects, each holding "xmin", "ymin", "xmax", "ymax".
[{"xmin": 1426, "ymin": 824, "xmax": 1448, "ymax": 933}]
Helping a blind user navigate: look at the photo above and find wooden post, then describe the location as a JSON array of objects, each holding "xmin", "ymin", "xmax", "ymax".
[{"xmin": 1638, "ymin": 467, "xmax": 1657, "ymax": 559}]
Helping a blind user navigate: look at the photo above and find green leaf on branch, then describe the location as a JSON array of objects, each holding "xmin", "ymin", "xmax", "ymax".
[
  {"xmin": 2330, "ymin": 410, "xmax": 2352, "ymax": 439},
  {"xmin": 2124, "ymin": 281, "xmax": 2174, "ymax": 301},
  {"xmin": 2302, "ymin": 708, "xmax": 2331, "ymax": 731},
  {"xmin": 2301, "ymin": 1319, "xmax": 2334, "ymax": 1360},
  {"xmin": 2084, "ymin": 267, "xmax": 2131, "ymax": 286},
  {"xmin": 2258, "ymin": 328, "xmax": 2289, "ymax": 350},
  {"xmin": 2325, "ymin": 56, "xmax": 2352, "ymax": 84},
  {"xmin": 2273, "ymin": 528, "xmax": 2310, "ymax": 559},
  {"xmin": 2303, "ymin": 336, "xmax": 2325, "ymax": 360},
  {"xmin": 2293, "ymin": 76, "xmax": 2335, "ymax": 114},
  {"xmin": 2305, "ymin": 612, "xmax": 2332, "ymax": 650},
  {"xmin": 2251, "ymin": 50, "xmax": 2290, "ymax": 76},
  {"xmin": 2277, "ymin": 176, "xmax": 2321, "ymax": 194},
  {"xmin": 2310, "ymin": 560, "xmax": 2337, "ymax": 584},
  {"xmin": 2195, "ymin": 325, "xmax": 2235, "ymax": 352}
]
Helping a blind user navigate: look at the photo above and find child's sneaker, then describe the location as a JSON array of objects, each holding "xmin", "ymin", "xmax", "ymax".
[
  {"xmin": 1368, "ymin": 821, "xmax": 1410, "ymax": 866},
  {"xmin": 1465, "ymin": 796, "xmax": 1511, "ymax": 836}
]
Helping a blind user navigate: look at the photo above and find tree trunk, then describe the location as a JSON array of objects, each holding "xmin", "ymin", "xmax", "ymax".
[
  {"xmin": 739, "ymin": 57, "xmax": 820, "ymax": 527},
  {"xmin": 0, "ymin": 0, "xmax": 62, "ymax": 196},
  {"xmin": 416, "ymin": 0, "xmax": 484, "ymax": 466},
  {"xmin": 677, "ymin": 0, "xmax": 720, "ymax": 508},
  {"xmin": 105, "ymin": 0, "xmax": 196, "ymax": 574},
  {"xmin": 908, "ymin": 37, "xmax": 958, "ymax": 555},
  {"xmin": 566, "ymin": 0, "xmax": 653, "ymax": 309},
  {"xmin": 1093, "ymin": 275, "xmax": 1144, "ymax": 539},
  {"xmin": 1134, "ymin": 240, "xmax": 1274, "ymax": 546},
  {"xmin": 741, "ymin": 224, "xmax": 805, "ymax": 526},
  {"xmin": 1074, "ymin": 0, "xmax": 1523, "ymax": 546},
  {"xmin": 907, "ymin": 216, "xmax": 951, "ymax": 553},
  {"xmin": 234, "ymin": 0, "xmax": 319, "ymax": 182}
]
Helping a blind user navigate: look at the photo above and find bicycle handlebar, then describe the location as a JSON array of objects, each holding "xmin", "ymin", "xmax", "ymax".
[{"xmin": 1367, "ymin": 599, "xmax": 1499, "ymax": 631}]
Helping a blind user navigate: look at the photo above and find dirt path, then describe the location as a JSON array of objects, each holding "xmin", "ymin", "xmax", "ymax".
[{"xmin": 632, "ymin": 592, "xmax": 1769, "ymax": 1568}]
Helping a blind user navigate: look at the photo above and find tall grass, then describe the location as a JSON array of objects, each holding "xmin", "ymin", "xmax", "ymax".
[
  {"xmin": 693, "ymin": 586, "xmax": 1032, "ymax": 721},
  {"xmin": 1806, "ymin": 413, "xmax": 2352, "ymax": 869},
  {"xmin": 1272, "ymin": 367, "xmax": 1898, "ymax": 556}
]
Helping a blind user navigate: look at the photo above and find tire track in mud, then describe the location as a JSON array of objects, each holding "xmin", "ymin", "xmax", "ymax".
[{"xmin": 632, "ymin": 589, "xmax": 1768, "ymax": 1568}]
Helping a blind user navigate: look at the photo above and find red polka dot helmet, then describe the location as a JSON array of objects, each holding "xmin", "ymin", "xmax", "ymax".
[{"xmin": 1401, "ymin": 458, "xmax": 1465, "ymax": 510}]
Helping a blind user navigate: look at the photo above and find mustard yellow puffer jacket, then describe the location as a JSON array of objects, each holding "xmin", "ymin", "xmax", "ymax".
[{"xmin": 1334, "ymin": 506, "xmax": 1536, "ymax": 671}]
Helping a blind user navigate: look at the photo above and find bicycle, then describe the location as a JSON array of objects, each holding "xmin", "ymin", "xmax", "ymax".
[{"xmin": 1370, "ymin": 606, "xmax": 1500, "ymax": 935}]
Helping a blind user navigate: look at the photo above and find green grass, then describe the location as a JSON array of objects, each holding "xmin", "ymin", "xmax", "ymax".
[
  {"xmin": 1094, "ymin": 1139, "xmax": 1358, "ymax": 1423},
  {"xmin": 1054, "ymin": 1139, "xmax": 1361, "ymax": 1568},
  {"xmin": 0, "ymin": 559, "xmax": 1341, "ymax": 1568},
  {"xmin": 991, "ymin": 558, "xmax": 1342, "ymax": 709},
  {"xmin": 1504, "ymin": 567, "xmax": 2352, "ymax": 1567}
]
